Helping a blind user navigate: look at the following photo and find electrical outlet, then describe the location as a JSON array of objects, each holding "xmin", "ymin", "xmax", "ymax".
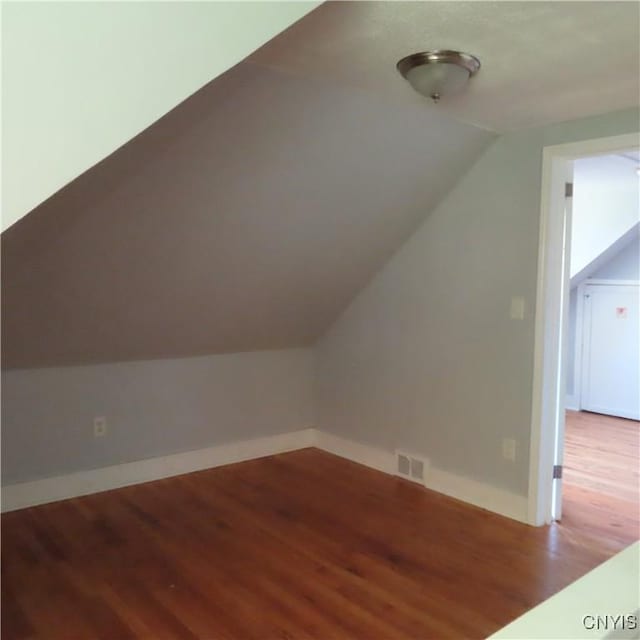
[
  {"xmin": 502, "ymin": 438, "xmax": 516, "ymax": 462},
  {"xmin": 93, "ymin": 416, "xmax": 107, "ymax": 438}
]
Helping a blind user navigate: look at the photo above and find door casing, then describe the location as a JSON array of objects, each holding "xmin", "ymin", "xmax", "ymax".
[{"xmin": 528, "ymin": 132, "xmax": 640, "ymax": 526}]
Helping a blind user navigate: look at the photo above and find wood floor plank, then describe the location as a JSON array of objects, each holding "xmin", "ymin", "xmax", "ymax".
[
  {"xmin": 564, "ymin": 410, "xmax": 639, "ymax": 533},
  {"xmin": 2, "ymin": 432, "xmax": 638, "ymax": 640}
]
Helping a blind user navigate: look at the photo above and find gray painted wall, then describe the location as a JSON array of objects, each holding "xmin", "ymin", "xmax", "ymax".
[
  {"xmin": 1, "ymin": 348, "xmax": 313, "ymax": 485},
  {"xmin": 2, "ymin": 109, "xmax": 637, "ymax": 497},
  {"xmin": 566, "ymin": 238, "xmax": 640, "ymax": 398},
  {"xmin": 315, "ymin": 108, "xmax": 639, "ymax": 498}
]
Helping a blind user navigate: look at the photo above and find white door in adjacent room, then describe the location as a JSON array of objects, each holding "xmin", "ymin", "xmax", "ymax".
[{"xmin": 580, "ymin": 282, "xmax": 640, "ymax": 420}]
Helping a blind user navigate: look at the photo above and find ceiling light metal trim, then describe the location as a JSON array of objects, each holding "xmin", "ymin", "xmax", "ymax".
[
  {"xmin": 397, "ymin": 49, "xmax": 481, "ymax": 102},
  {"xmin": 397, "ymin": 50, "xmax": 480, "ymax": 78}
]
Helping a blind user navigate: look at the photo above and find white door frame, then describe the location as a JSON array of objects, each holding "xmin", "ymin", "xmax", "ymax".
[
  {"xmin": 527, "ymin": 132, "xmax": 640, "ymax": 526},
  {"xmin": 570, "ymin": 281, "xmax": 588, "ymax": 412}
]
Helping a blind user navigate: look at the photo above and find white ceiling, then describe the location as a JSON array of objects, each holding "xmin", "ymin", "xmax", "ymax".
[
  {"xmin": 619, "ymin": 150, "xmax": 640, "ymax": 163},
  {"xmin": 250, "ymin": 1, "xmax": 640, "ymax": 132},
  {"xmin": 577, "ymin": 150, "xmax": 640, "ymax": 181}
]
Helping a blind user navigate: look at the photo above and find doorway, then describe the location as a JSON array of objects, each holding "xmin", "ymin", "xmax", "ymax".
[
  {"xmin": 561, "ymin": 151, "xmax": 639, "ymax": 544},
  {"xmin": 528, "ymin": 132, "xmax": 640, "ymax": 528}
]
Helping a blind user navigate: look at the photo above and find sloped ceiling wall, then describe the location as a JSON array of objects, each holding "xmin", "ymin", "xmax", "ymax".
[
  {"xmin": 1, "ymin": 1, "xmax": 319, "ymax": 230},
  {"xmin": 1, "ymin": 61, "xmax": 494, "ymax": 368},
  {"xmin": 4, "ymin": 1, "xmax": 638, "ymax": 370},
  {"xmin": 570, "ymin": 153, "xmax": 640, "ymax": 278}
]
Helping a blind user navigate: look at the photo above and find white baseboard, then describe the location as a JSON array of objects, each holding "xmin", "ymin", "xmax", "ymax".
[
  {"xmin": 314, "ymin": 430, "xmax": 396, "ymax": 474},
  {"xmin": 1, "ymin": 428, "xmax": 315, "ymax": 513},
  {"xmin": 2, "ymin": 428, "xmax": 528, "ymax": 523},
  {"xmin": 313, "ymin": 431, "xmax": 528, "ymax": 524},
  {"xmin": 424, "ymin": 468, "xmax": 528, "ymax": 523},
  {"xmin": 565, "ymin": 395, "xmax": 580, "ymax": 412}
]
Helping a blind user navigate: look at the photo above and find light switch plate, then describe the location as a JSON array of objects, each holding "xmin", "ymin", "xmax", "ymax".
[
  {"xmin": 93, "ymin": 416, "xmax": 107, "ymax": 438},
  {"xmin": 510, "ymin": 296, "xmax": 525, "ymax": 320},
  {"xmin": 502, "ymin": 438, "xmax": 516, "ymax": 461}
]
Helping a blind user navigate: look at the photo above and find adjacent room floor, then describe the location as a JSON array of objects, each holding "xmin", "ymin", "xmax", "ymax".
[
  {"xmin": 562, "ymin": 410, "xmax": 640, "ymax": 550},
  {"xmin": 2, "ymin": 446, "xmax": 637, "ymax": 640}
]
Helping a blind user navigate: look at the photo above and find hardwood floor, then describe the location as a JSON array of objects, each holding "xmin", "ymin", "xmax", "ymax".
[
  {"xmin": 562, "ymin": 410, "xmax": 640, "ymax": 550},
  {"xmin": 2, "ymin": 446, "xmax": 637, "ymax": 640}
]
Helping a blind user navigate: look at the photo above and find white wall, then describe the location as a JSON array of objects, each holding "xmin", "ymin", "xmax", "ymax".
[
  {"xmin": 1, "ymin": 349, "xmax": 314, "ymax": 485},
  {"xmin": 590, "ymin": 236, "xmax": 640, "ymax": 281},
  {"xmin": 1, "ymin": 1, "xmax": 318, "ymax": 230},
  {"xmin": 315, "ymin": 108, "xmax": 640, "ymax": 498},
  {"xmin": 570, "ymin": 154, "xmax": 640, "ymax": 278}
]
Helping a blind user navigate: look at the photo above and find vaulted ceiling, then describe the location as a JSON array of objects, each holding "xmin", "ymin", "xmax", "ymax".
[
  {"xmin": 3, "ymin": 1, "xmax": 639, "ymax": 369},
  {"xmin": 2, "ymin": 62, "xmax": 493, "ymax": 368},
  {"xmin": 1, "ymin": 1, "xmax": 319, "ymax": 230}
]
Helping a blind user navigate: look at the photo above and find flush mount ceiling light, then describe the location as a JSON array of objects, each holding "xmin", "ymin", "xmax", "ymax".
[{"xmin": 397, "ymin": 50, "xmax": 481, "ymax": 103}]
